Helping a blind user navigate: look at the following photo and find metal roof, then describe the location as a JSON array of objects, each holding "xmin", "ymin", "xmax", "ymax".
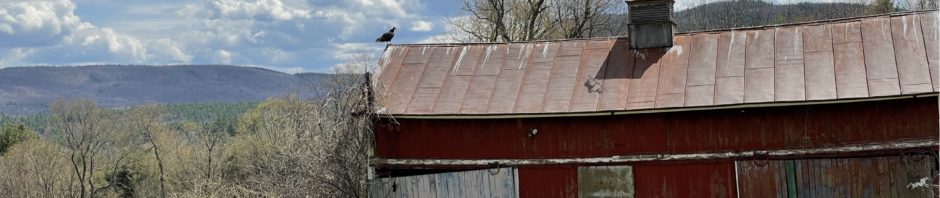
[{"xmin": 373, "ymin": 11, "xmax": 940, "ymax": 116}]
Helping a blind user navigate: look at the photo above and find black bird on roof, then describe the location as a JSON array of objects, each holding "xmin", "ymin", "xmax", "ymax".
[{"xmin": 375, "ymin": 27, "xmax": 396, "ymax": 43}]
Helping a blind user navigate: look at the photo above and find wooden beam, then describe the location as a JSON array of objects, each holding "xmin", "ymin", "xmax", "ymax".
[{"xmin": 373, "ymin": 140, "xmax": 938, "ymax": 166}]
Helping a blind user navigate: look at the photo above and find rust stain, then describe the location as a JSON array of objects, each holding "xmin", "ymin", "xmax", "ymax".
[{"xmin": 374, "ymin": 13, "xmax": 938, "ymax": 116}]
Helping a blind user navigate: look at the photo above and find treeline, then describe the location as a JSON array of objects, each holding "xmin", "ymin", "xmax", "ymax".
[
  {"xmin": 0, "ymin": 73, "xmax": 373, "ymax": 197},
  {"xmin": 676, "ymin": 0, "xmax": 937, "ymax": 32},
  {"xmin": 446, "ymin": 0, "xmax": 939, "ymax": 43},
  {"xmin": 0, "ymin": 102, "xmax": 258, "ymax": 134}
]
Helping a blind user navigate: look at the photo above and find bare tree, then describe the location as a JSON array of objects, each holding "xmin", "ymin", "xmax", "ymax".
[
  {"xmin": 49, "ymin": 100, "xmax": 125, "ymax": 198},
  {"xmin": 451, "ymin": 0, "xmax": 627, "ymax": 42},
  {"xmin": 129, "ymin": 104, "xmax": 169, "ymax": 198},
  {"xmin": 200, "ymin": 119, "xmax": 229, "ymax": 181},
  {"xmin": 552, "ymin": 0, "xmax": 623, "ymax": 38}
]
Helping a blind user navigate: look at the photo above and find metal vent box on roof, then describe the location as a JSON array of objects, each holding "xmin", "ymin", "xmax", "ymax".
[
  {"xmin": 628, "ymin": 23, "xmax": 675, "ymax": 49},
  {"xmin": 627, "ymin": 0, "xmax": 675, "ymax": 49}
]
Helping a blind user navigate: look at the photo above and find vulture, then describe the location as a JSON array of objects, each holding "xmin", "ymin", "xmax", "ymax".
[{"xmin": 375, "ymin": 27, "xmax": 396, "ymax": 42}]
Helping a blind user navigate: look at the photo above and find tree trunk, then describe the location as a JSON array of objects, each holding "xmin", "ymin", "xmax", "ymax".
[{"xmin": 150, "ymin": 136, "xmax": 167, "ymax": 198}]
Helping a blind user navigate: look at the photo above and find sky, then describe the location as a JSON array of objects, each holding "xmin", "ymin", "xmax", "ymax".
[
  {"xmin": 0, "ymin": 0, "xmax": 862, "ymax": 73},
  {"xmin": 0, "ymin": 0, "xmax": 463, "ymax": 73}
]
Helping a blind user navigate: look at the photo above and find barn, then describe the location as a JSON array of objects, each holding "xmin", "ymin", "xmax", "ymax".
[{"xmin": 367, "ymin": 10, "xmax": 940, "ymax": 197}]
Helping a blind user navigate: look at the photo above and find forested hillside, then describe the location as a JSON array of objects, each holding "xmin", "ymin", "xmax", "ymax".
[
  {"xmin": 676, "ymin": 1, "xmax": 869, "ymax": 32},
  {"xmin": 0, "ymin": 65, "xmax": 330, "ymax": 115}
]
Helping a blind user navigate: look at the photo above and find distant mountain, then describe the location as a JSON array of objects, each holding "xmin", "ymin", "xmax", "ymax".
[
  {"xmin": 675, "ymin": 1, "xmax": 870, "ymax": 32},
  {"xmin": 0, "ymin": 65, "xmax": 331, "ymax": 115}
]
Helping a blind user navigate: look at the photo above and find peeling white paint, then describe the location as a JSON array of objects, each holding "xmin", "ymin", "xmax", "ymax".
[
  {"xmin": 668, "ymin": 45, "xmax": 683, "ymax": 55},
  {"xmin": 903, "ymin": 15, "xmax": 909, "ymax": 36},
  {"xmin": 542, "ymin": 43, "xmax": 549, "ymax": 58},
  {"xmin": 518, "ymin": 44, "xmax": 532, "ymax": 69},
  {"xmin": 882, "ymin": 18, "xmax": 889, "ymax": 40},
  {"xmin": 728, "ymin": 30, "xmax": 736, "ymax": 66},
  {"xmin": 913, "ymin": 15, "xmax": 920, "ymax": 40},
  {"xmin": 794, "ymin": 28, "xmax": 801, "ymax": 52},
  {"xmin": 452, "ymin": 46, "xmax": 468, "ymax": 75},
  {"xmin": 936, "ymin": 12, "xmax": 939, "ymax": 41},
  {"xmin": 481, "ymin": 46, "xmax": 494, "ymax": 69},
  {"xmin": 907, "ymin": 177, "xmax": 933, "ymax": 189}
]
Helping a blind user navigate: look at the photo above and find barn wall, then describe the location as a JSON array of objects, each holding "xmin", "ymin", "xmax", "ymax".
[
  {"xmin": 518, "ymin": 166, "xmax": 579, "ymax": 198},
  {"xmin": 736, "ymin": 155, "xmax": 938, "ymax": 197},
  {"xmin": 632, "ymin": 161, "xmax": 737, "ymax": 198},
  {"xmin": 368, "ymin": 168, "xmax": 518, "ymax": 198},
  {"xmin": 375, "ymin": 97, "xmax": 937, "ymax": 159}
]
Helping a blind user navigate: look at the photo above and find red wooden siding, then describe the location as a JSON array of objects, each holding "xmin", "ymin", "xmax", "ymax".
[
  {"xmin": 375, "ymin": 97, "xmax": 937, "ymax": 159},
  {"xmin": 737, "ymin": 155, "xmax": 938, "ymax": 197},
  {"xmin": 633, "ymin": 162, "xmax": 737, "ymax": 198},
  {"xmin": 518, "ymin": 166, "xmax": 579, "ymax": 198}
]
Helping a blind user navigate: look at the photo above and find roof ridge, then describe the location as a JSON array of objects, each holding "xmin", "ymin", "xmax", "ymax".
[{"xmin": 391, "ymin": 10, "xmax": 938, "ymax": 46}]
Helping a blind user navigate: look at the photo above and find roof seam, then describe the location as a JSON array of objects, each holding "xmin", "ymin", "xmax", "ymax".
[
  {"xmin": 428, "ymin": 46, "xmax": 463, "ymax": 114},
  {"xmin": 482, "ymin": 44, "xmax": 512, "ymax": 113},
  {"xmin": 828, "ymin": 22, "xmax": 840, "ymax": 100},
  {"xmin": 682, "ymin": 35, "xmax": 695, "ymax": 107},
  {"xmin": 916, "ymin": 12, "xmax": 938, "ymax": 92},
  {"xmin": 402, "ymin": 48, "xmax": 433, "ymax": 114},
  {"xmin": 889, "ymin": 15, "xmax": 905, "ymax": 95}
]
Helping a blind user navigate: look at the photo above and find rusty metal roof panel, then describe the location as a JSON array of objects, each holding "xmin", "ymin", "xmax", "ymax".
[
  {"xmin": 515, "ymin": 42, "xmax": 560, "ymax": 113},
  {"xmin": 406, "ymin": 88, "xmax": 440, "ymax": 114},
  {"xmin": 715, "ymin": 31, "xmax": 747, "ymax": 105},
  {"xmin": 891, "ymin": 15, "xmax": 934, "ymax": 94},
  {"xmin": 386, "ymin": 46, "xmax": 430, "ymax": 114},
  {"xmin": 417, "ymin": 47, "xmax": 458, "ymax": 88},
  {"xmin": 487, "ymin": 44, "xmax": 532, "ymax": 114},
  {"xmin": 543, "ymin": 41, "xmax": 585, "ymax": 113},
  {"xmin": 487, "ymin": 69, "xmax": 525, "ymax": 114},
  {"xmin": 374, "ymin": 11, "xmax": 939, "ymax": 115},
  {"xmin": 626, "ymin": 48, "xmax": 664, "ymax": 110},
  {"xmin": 920, "ymin": 13, "xmax": 940, "ymax": 91},
  {"xmin": 486, "ymin": 44, "xmax": 529, "ymax": 114},
  {"xmin": 460, "ymin": 75, "xmax": 498, "ymax": 114},
  {"xmin": 655, "ymin": 35, "xmax": 691, "ymax": 108},
  {"xmin": 685, "ymin": 33, "xmax": 718, "ymax": 107},
  {"xmin": 597, "ymin": 39, "xmax": 634, "ymax": 111},
  {"xmin": 459, "ymin": 45, "xmax": 506, "ymax": 114},
  {"xmin": 861, "ymin": 17, "xmax": 902, "ymax": 97},
  {"xmin": 407, "ymin": 47, "xmax": 459, "ymax": 114},
  {"xmin": 774, "ymin": 26, "xmax": 807, "ymax": 102},
  {"xmin": 430, "ymin": 46, "xmax": 481, "ymax": 114},
  {"xmin": 832, "ymin": 22, "xmax": 871, "ymax": 99},
  {"xmin": 802, "ymin": 24, "xmax": 838, "ymax": 100},
  {"xmin": 570, "ymin": 40, "xmax": 614, "ymax": 112},
  {"xmin": 744, "ymin": 29, "xmax": 776, "ymax": 103}
]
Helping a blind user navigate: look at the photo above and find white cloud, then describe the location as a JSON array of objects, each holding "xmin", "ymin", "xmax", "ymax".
[
  {"xmin": 206, "ymin": 0, "xmax": 311, "ymax": 21},
  {"xmin": 0, "ymin": 0, "xmax": 433, "ymax": 72},
  {"xmin": 410, "ymin": 20, "xmax": 432, "ymax": 32},
  {"xmin": 0, "ymin": 0, "xmax": 83, "ymax": 47},
  {"xmin": 216, "ymin": 49, "xmax": 232, "ymax": 64}
]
